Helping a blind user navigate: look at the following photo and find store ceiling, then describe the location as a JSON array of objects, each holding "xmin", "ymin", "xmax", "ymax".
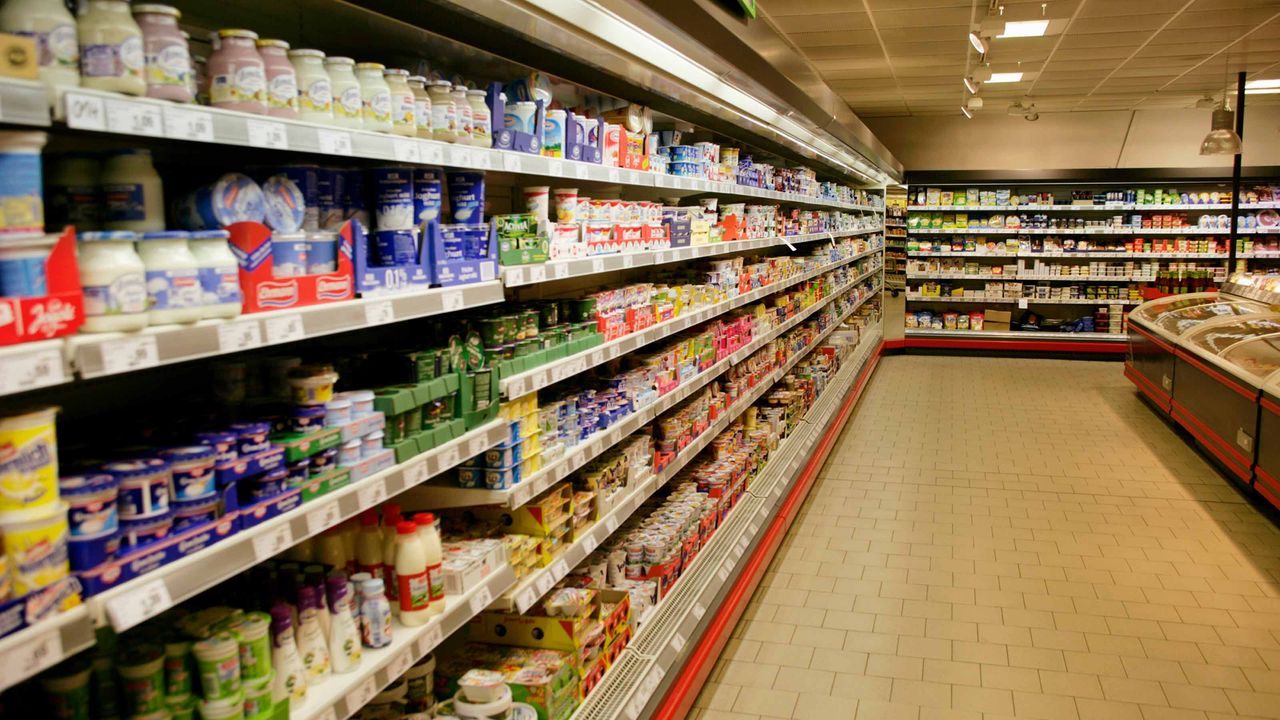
[{"xmin": 764, "ymin": 0, "xmax": 1280, "ymax": 117}]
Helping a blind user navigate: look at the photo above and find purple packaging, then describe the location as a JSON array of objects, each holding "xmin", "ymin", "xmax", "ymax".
[
  {"xmin": 412, "ymin": 167, "xmax": 444, "ymax": 225},
  {"xmin": 120, "ymin": 508, "xmax": 174, "ymax": 548},
  {"xmin": 275, "ymin": 165, "xmax": 319, "ymax": 230},
  {"xmin": 440, "ymin": 224, "xmax": 487, "ymax": 260},
  {"xmin": 172, "ymin": 495, "xmax": 219, "ymax": 531},
  {"xmin": 285, "ymin": 459, "xmax": 309, "ymax": 487},
  {"xmin": 159, "ymin": 445, "xmax": 217, "ymax": 500},
  {"xmin": 372, "ymin": 167, "xmax": 415, "ymax": 230},
  {"xmin": 197, "ymin": 431, "xmax": 239, "ymax": 465},
  {"xmin": 446, "ymin": 171, "xmax": 485, "ymax": 224},
  {"xmin": 373, "ymin": 228, "xmax": 419, "ymax": 266},
  {"xmin": 309, "ymin": 446, "xmax": 338, "ymax": 475},
  {"xmin": 250, "ymin": 467, "xmax": 288, "ymax": 499},
  {"xmin": 291, "ymin": 405, "xmax": 326, "ymax": 434},
  {"xmin": 271, "ymin": 233, "xmax": 309, "ymax": 277},
  {"xmin": 106, "ymin": 458, "xmax": 171, "ymax": 520},
  {"xmin": 230, "ymin": 421, "xmax": 272, "ymax": 456}
]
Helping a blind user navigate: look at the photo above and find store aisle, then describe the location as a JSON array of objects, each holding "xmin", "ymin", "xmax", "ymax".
[{"xmin": 693, "ymin": 355, "xmax": 1280, "ymax": 720}]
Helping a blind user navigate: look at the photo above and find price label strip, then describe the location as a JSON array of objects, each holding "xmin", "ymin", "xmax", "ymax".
[
  {"xmin": 418, "ymin": 623, "xmax": 444, "ymax": 655},
  {"xmin": 0, "ymin": 630, "xmax": 63, "ymax": 688},
  {"xmin": 468, "ymin": 584, "xmax": 494, "ymax": 614},
  {"xmin": 345, "ymin": 677, "xmax": 378, "ymax": 716},
  {"xmin": 65, "ymin": 92, "xmax": 106, "ymax": 130},
  {"xmin": 246, "ymin": 118, "xmax": 288, "ymax": 149},
  {"xmin": 216, "ymin": 320, "xmax": 262, "ymax": 353},
  {"xmin": 99, "ymin": 335, "xmax": 159, "ymax": 375},
  {"xmin": 365, "ymin": 300, "xmax": 394, "ymax": 326},
  {"xmin": 357, "ymin": 479, "xmax": 387, "ymax": 508},
  {"xmin": 252, "ymin": 522, "xmax": 294, "ymax": 561},
  {"xmin": 163, "ymin": 106, "xmax": 214, "ymax": 141},
  {"xmin": 105, "ymin": 578, "xmax": 172, "ymax": 631},
  {"xmin": 0, "ymin": 346, "xmax": 66, "ymax": 395},
  {"xmin": 305, "ymin": 501, "xmax": 340, "ymax": 536},
  {"xmin": 106, "ymin": 99, "xmax": 163, "ymax": 137},
  {"xmin": 264, "ymin": 314, "xmax": 304, "ymax": 344},
  {"xmin": 317, "ymin": 129, "xmax": 353, "ymax": 156}
]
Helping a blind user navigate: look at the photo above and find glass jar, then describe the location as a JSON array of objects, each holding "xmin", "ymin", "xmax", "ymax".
[
  {"xmin": 132, "ymin": 4, "xmax": 190, "ymax": 102},
  {"xmin": 78, "ymin": 230, "xmax": 147, "ymax": 332},
  {"xmin": 450, "ymin": 86, "xmax": 472, "ymax": 144},
  {"xmin": 188, "ymin": 229, "xmax": 241, "ymax": 319},
  {"xmin": 77, "ymin": 0, "xmax": 144, "ymax": 95},
  {"xmin": 426, "ymin": 80, "xmax": 455, "ymax": 143},
  {"xmin": 100, "ymin": 149, "xmax": 164, "ymax": 232},
  {"xmin": 407, "ymin": 75, "xmax": 431, "ymax": 139},
  {"xmin": 383, "ymin": 68, "xmax": 414, "ymax": 137},
  {"xmin": 137, "ymin": 231, "xmax": 201, "ymax": 324},
  {"xmin": 207, "ymin": 29, "xmax": 265, "ymax": 114},
  {"xmin": 467, "ymin": 89, "xmax": 491, "ymax": 149},
  {"xmin": 0, "ymin": 0, "xmax": 80, "ymax": 104},
  {"xmin": 355, "ymin": 62, "xmax": 391, "ymax": 133},
  {"xmin": 256, "ymin": 38, "xmax": 297, "ymax": 119},
  {"xmin": 289, "ymin": 48, "xmax": 332, "ymax": 123},
  {"xmin": 324, "ymin": 56, "xmax": 362, "ymax": 128}
]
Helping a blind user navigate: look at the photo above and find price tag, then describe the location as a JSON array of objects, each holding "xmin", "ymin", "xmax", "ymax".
[
  {"xmin": 626, "ymin": 171, "xmax": 640, "ymax": 185},
  {"xmin": 216, "ymin": 320, "xmax": 262, "ymax": 353},
  {"xmin": 100, "ymin": 335, "xmax": 159, "ymax": 375},
  {"xmin": 246, "ymin": 118, "xmax": 288, "ymax": 149},
  {"xmin": 65, "ymin": 92, "xmax": 106, "ymax": 130},
  {"xmin": 535, "ymin": 573, "xmax": 554, "ymax": 595},
  {"xmin": 552, "ymin": 263, "xmax": 569, "ymax": 279},
  {"xmin": 392, "ymin": 139, "xmax": 420, "ymax": 163},
  {"xmin": 530, "ymin": 369, "xmax": 548, "ymax": 390},
  {"xmin": 589, "ymin": 350, "xmax": 604, "ymax": 366},
  {"xmin": 437, "ymin": 444, "xmax": 460, "ymax": 469},
  {"xmin": 442, "ymin": 291, "xmax": 464, "ymax": 312},
  {"xmin": 357, "ymin": 479, "xmax": 387, "ymax": 508},
  {"xmin": 692, "ymin": 602, "xmax": 705, "ymax": 619},
  {"xmin": 527, "ymin": 265, "xmax": 547, "ymax": 283},
  {"xmin": 717, "ymin": 565, "xmax": 729, "ymax": 581},
  {"xmin": 605, "ymin": 515, "xmax": 619, "ymax": 533},
  {"xmin": 592, "ymin": 258, "xmax": 605, "ymax": 273},
  {"xmin": 106, "ymin": 99, "xmax": 163, "ymax": 136},
  {"xmin": 0, "ymin": 347, "xmax": 65, "ymax": 396},
  {"xmin": 475, "ymin": 151, "xmax": 492, "ymax": 169},
  {"xmin": 468, "ymin": 434, "xmax": 489, "ymax": 456},
  {"xmin": 105, "ymin": 578, "xmax": 172, "ymax": 630},
  {"xmin": 511, "ymin": 482, "xmax": 533, "ymax": 507},
  {"xmin": 365, "ymin": 300, "xmax": 394, "ymax": 326},
  {"xmin": 517, "ymin": 587, "xmax": 537, "ymax": 612},
  {"xmin": 314, "ymin": 707, "xmax": 338, "ymax": 720},
  {"xmin": 305, "ymin": 501, "xmax": 340, "ymax": 535},
  {"xmin": 317, "ymin": 129, "xmax": 353, "ymax": 156},
  {"xmin": 583, "ymin": 532, "xmax": 599, "ymax": 553},
  {"xmin": 252, "ymin": 523, "xmax": 293, "ymax": 561},
  {"xmin": 548, "ymin": 160, "xmax": 563, "ymax": 176},
  {"xmin": 264, "ymin": 314, "xmax": 304, "ymax": 344},
  {"xmin": 550, "ymin": 558, "xmax": 569, "ymax": 580},
  {"xmin": 419, "ymin": 623, "xmax": 444, "ymax": 654},
  {"xmin": 1017, "ymin": 298, "xmax": 1028, "ymax": 309},
  {"xmin": 345, "ymin": 677, "xmax": 378, "ymax": 714},
  {"xmin": 421, "ymin": 143, "xmax": 444, "ymax": 164},
  {"xmin": 449, "ymin": 146, "xmax": 474, "ymax": 166},
  {"xmin": 671, "ymin": 633, "xmax": 686, "ymax": 652},
  {"xmin": 387, "ymin": 650, "xmax": 413, "ymax": 681},
  {"xmin": 468, "ymin": 584, "xmax": 493, "ymax": 613},
  {"xmin": 575, "ymin": 164, "xmax": 590, "ymax": 180},
  {"xmin": 403, "ymin": 460, "xmax": 429, "ymax": 486},
  {"xmin": 607, "ymin": 169, "xmax": 621, "ymax": 183},
  {"xmin": 622, "ymin": 254, "xmax": 636, "ymax": 268},
  {"xmin": 502, "ymin": 153, "xmax": 523, "ymax": 173},
  {"xmin": 1, "ymin": 628, "xmax": 62, "ymax": 685},
  {"xmin": 163, "ymin": 106, "xmax": 214, "ymax": 141}
]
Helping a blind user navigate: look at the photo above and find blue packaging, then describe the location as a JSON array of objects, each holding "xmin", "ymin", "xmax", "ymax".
[
  {"xmin": 315, "ymin": 168, "xmax": 342, "ymax": 230},
  {"xmin": 285, "ymin": 459, "xmax": 309, "ymax": 487},
  {"xmin": 195, "ymin": 430, "xmax": 238, "ymax": 465},
  {"xmin": 342, "ymin": 170, "xmax": 368, "ymax": 229},
  {"xmin": 172, "ymin": 495, "xmax": 219, "ymax": 531},
  {"xmin": 272, "ymin": 233, "xmax": 309, "ymax": 277},
  {"xmin": 440, "ymin": 224, "xmax": 488, "ymax": 260},
  {"xmin": 105, "ymin": 458, "xmax": 171, "ymax": 520},
  {"xmin": 229, "ymin": 421, "xmax": 272, "ymax": 455},
  {"xmin": 262, "ymin": 175, "xmax": 307, "ymax": 233},
  {"xmin": 446, "ymin": 171, "xmax": 485, "ymax": 224},
  {"xmin": 373, "ymin": 228, "xmax": 418, "ymax": 265},
  {"xmin": 159, "ymin": 446, "xmax": 217, "ymax": 501},
  {"xmin": 120, "ymin": 509, "xmax": 173, "ymax": 549},
  {"xmin": 176, "ymin": 173, "xmax": 266, "ymax": 229},
  {"xmin": 670, "ymin": 161, "xmax": 702, "ymax": 177},
  {"xmin": 274, "ymin": 165, "xmax": 319, "ymax": 231},
  {"xmin": 412, "ymin": 167, "xmax": 444, "ymax": 225},
  {"xmin": 0, "ymin": 245, "xmax": 48, "ymax": 297},
  {"xmin": 59, "ymin": 473, "xmax": 119, "ymax": 537},
  {"xmin": 251, "ymin": 467, "xmax": 288, "ymax": 500},
  {"xmin": 305, "ymin": 232, "xmax": 338, "ymax": 274},
  {"xmin": 68, "ymin": 530, "xmax": 118, "ymax": 571},
  {"xmin": 372, "ymin": 167, "xmax": 415, "ymax": 230},
  {"xmin": 0, "ymin": 132, "xmax": 45, "ymax": 236}
]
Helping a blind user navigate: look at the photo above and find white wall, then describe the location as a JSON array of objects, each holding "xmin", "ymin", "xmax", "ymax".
[{"xmin": 865, "ymin": 106, "xmax": 1280, "ymax": 172}]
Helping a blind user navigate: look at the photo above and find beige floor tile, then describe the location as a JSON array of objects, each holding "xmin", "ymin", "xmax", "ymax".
[
  {"xmin": 856, "ymin": 700, "xmax": 921, "ymax": 720},
  {"xmin": 952, "ymin": 685, "xmax": 1014, "ymax": 715},
  {"xmin": 981, "ymin": 664, "xmax": 1042, "ymax": 692},
  {"xmin": 759, "ymin": 642, "xmax": 815, "ymax": 669},
  {"xmin": 733, "ymin": 686, "xmax": 799, "ymax": 718},
  {"xmin": 1074, "ymin": 698, "xmax": 1145, "ymax": 720},
  {"xmin": 791, "ymin": 692, "xmax": 854, "ymax": 720},
  {"xmin": 695, "ymin": 682, "xmax": 740, "ymax": 711},
  {"xmin": 1012, "ymin": 691, "xmax": 1080, "ymax": 720}
]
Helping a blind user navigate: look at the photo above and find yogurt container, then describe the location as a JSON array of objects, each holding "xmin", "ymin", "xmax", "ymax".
[
  {"xmin": 305, "ymin": 232, "xmax": 338, "ymax": 274},
  {"xmin": 59, "ymin": 473, "xmax": 119, "ymax": 536},
  {"xmin": 68, "ymin": 528, "xmax": 119, "ymax": 571},
  {"xmin": 196, "ymin": 431, "xmax": 238, "ymax": 465},
  {"xmin": 40, "ymin": 658, "xmax": 93, "ymax": 720},
  {"xmin": 287, "ymin": 365, "xmax": 338, "ymax": 405},
  {"xmin": 338, "ymin": 390, "xmax": 375, "ymax": 417},
  {"xmin": 284, "ymin": 459, "xmax": 309, "ymax": 487},
  {"xmin": 176, "ymin": 173, "xmax": 266, "ymax": 230},
  {"xmin": 273, "ymin": 165, "xmax": 319, "ymax": 231},
  {"xmin": 120, "ymin": 509, "xmax": 173, "ymax": 548},
  {"xmin": 543, "ymin": 109, "xmax": 566, "ymax": 158},
  {"xmin": 270, "ymin": 232, "xmax": 308, "ymax": 277},
  {"xmin": 229, "ymin": 421, "xmax": 272, "ymax": 456},
  {"xmin": 446, "ymin": 171, "xmax": 485, "ymax": 224},
  {"xmin": 309, "ymin": 447, "xmax": 338, "ymax": 475},
  {"xmin": 117, "ymin": 644, "xmax": 166, "ymax": 716},
  {"xmin": 373, "ymin": 167, "xmax": 415, "ymax": 230},
  {"xmin": 193, "ymin": 632, "xmax": 242, "ymax": 699},
  {"xmin": 159, "ymin": 446, "xmax": 216, "ymax": 500},
  {"xmin": 315, "ymin": 167, "xmax": 342, "ymax": 230},
  {"xmin": 338, "ymin": 439, "xmax": 361, "ymax": 466},
  {"xmin": 172, "ymin": 494, "xmax": 219, "ymax": 531},
  {"xmin": 1, "ymin": 502, "xmax": 69, "ymax": 595},
  {"xmin": 290, "ymin": 405, "xmax": 326, "ymax": 434},
  {"xmin": 0, "ymin": 407, "xmax": 60, "ymax": 522},
  {"xmin": 373, "ymin": 228, "xmax": 418, "ymax": 265},
  {"xmin": 261, "ymin": 175, "xmax": 305, "ymax": 233},
  {"xmin": 0, "ymin": 244, "xmax": 49, "ymax": 296},
  {"xmin": 323, "ymin": 398, "xmax": 353, "ymax": 426},
  {"xmin": 504, "ymin": 101, "xmax": 536, "ymax": 134},
  {"xmin": 106, "ymin": 458, "xmax": 171, "ymax": 519},
  {"xmin": 361, "ymin": 431, "xmax": 383, "ymax": 458},
  {"xmin": 412, "ymin": 167, "xmax": 444, "ymax": 225},
  {"xmin": 0, "ymin": 131, "xmax": 47, "ymax": 237},
  {"xmin": 234, "ymin": 612, "xmax": 272, "ymax": 680},
  {"xmin": 198, "ymin": 691, "xmax": 245, "ymax": 720},
  {"xmin": 249, "ymin": 468, "xmax": 286, "ymax": 500}
]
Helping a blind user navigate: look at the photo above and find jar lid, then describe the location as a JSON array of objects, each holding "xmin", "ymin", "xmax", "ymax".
[
  {"xmin": 216, "ymin": 28, "xmax": 259, "ymax": 40},
  {"xmin": 79, "ymin": 231, "xmax": 138, "ymax": 242},
  {"xmin": 427, "ymin": 79, "xmax": 452, "ymax": 88},
  {"xmin": 256, "ymin": 38, "xmax": 290, "ymax": 49},
  {"xmin": 189, "ymin": 230, "xmax": 231, "ymax": 240},
  {"xmin": 383, "ymin": 68, "xmax": 409, "ymax": 77},
  {"xmin": 132, "ymin": 4, "xmax": 180, "ymax": 18},
  {"xmin": 407, "ymin": 75, "xmax": 427, "ymax": 84},
  {"xmin": 287, "ymin": 48, "xmax": 325, "ymax": 59},
  {"xmin": 467, "ymin": 89, "xmax": 487, "ymax": 97},
  {"xmin": 355, "ymin": 62, "xmax": 386, "ymax": 71},
  {"xmin": 140, "ymin": 231, "xmax": 191, "ymax": 240},
  {"xmin": 324, "ymin": 56, "xmax": 355, "ymax": 65}
]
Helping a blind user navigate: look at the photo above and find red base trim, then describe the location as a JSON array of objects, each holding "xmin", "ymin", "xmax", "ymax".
[
  {"xmin": 1256, "ymin": 466, "xmax": 1279, "ymax": 497},
  {"xmin": 1261, "ymin": 396, "xmax": 1280, "ymax": 417},
  {"xmin": 1130, "ymin": 323, "xmax": 1176, "ymax": 354},
  {"xmin": 653, "ymin": 342, "xmax": 883, "ymax": 720},
  {"xmin": 883, "ymin": 338, "xmax": 906, "ymax": 350},
  {"xmin": 1170, "ymin": 400, "xmax": 1253, "ymax": 482},
  {"xmin": 904, "ymin": 336, "xmax": 1127, "ymax": 354},
  {"xmin": 1124, "ymin": 362, "xmax": 1172, "ymax": 411}
]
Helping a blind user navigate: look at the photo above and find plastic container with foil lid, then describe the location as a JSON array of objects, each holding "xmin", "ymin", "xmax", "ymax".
[
  {"xmin": 229, "ymin": 421, "xmax": 271, "ymax": 455},
  {"xmin": 0, "ymin": 406, "xmax": 60, "ymax": 523},
  {"xmin": 287, "ymin": 365, "xmax": 339, "ymax": 405},
  {"xmin": 270, "ymin": 232, "xmax": 308, "ymax": 278},
  {"xmin": 189, "ymin": 229, "xmax": 242, "ymax": 320},
  {"xmin": 208, "ymin": 28, "xmax": 265, "ymax": 114},
  {"xmin": 1, "ymin": 501, "xmax": 70, "ymax": 595},
  {"xmin": 120, "ymin": 507, "xmax": 173, "ymax": 548},
  {"xmin": 176, "ymin": 173, "xmax": 267, "ymax": 230},
  {"xmin": 195, "ymin": 430, "xmax": 238, "ymax": 465},
  {"xmin": 261, "ymin": 175, "xmax": 305, "ymax": 233},
  {"xmin": 172, "ymin": 494, "xmax": 218, "ymax": 531},
  {"xmin": 305, "ymin": 232, "xmax": 337, "ymax": 274},
  {"xmin": 59, "ymin": 472, "xmax": 119, "ymax": 537},
  {"xmin": 138, "ymin": 231, "xmax": 202, "ymax": 324}
]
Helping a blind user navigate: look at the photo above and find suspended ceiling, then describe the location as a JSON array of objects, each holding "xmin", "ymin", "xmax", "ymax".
[{"xmin": 764, "ymin": 0, "xmax": 1280, "ymax": 117}]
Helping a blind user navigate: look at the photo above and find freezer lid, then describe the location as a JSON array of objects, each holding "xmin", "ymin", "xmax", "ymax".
[
  {"xmin": 1131, "ymin": 292, "xmax": 1222, "ymax": 326},
  {"xmin": 1182, "ymin": 314, "xmax": 1280, "ymax": 356},
  {"xmin": 1217, "ymin": 334, "xmax": 1280, "ymax": 387},
  {"xmin": 1152, "ymin": 301, "xmax": 1270, "ymax": 339}
]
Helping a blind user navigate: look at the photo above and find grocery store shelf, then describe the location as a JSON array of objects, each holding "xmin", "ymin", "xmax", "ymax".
[
  {"xmin": 0, "ymin": 339, "xmax": 70, "ymax": 397},
  {"xmin": 572, "ymin": 327, "xmax": 882, "ymax": 720},
  {"xmin": 500, "ymin": 228, "xmax": 881, "ymax": 288},
  {"xmin": 907, "ymin": 272, "xmax": 1154, "ymax": 282},
  {"xmin": 904, "ymin": 328, "xmax": 1127, "ymax": 341},
  {"xmin": 908, "ymin": 203, "xmax": 1267, "ymax": 212},
  {"xmin": 902, "ymin": 328, "xmax": 1127, "ymax": 355},
  {"xmin": 0, "ymin": 606, "xmax": 95, "ymax": 692},
  {"xmin": 490, "ymin": 288, "xmax": 879, "ymax": 614},
  {"xmin": 909, "ymin": 227, "xmax": 1228, "ymax": 235},
  {"xmin": 0, "ymin": 78, "xmax": 52, "ymax": 127},
  {"xmin": 906, "ymin": 294, "xmax": 1138, "ymax": 305},
  {"xmin": 907, "ymin": 251, "xmax": 1228, "ymax": 259},
  {"xmin": 498, "ymin": 247, "xmax": 882, "ymax": 398},
  {"xmin": 85, "ymin": 418, "xmax": 509, "ymax": 632},
  {"xmin": 55, "ymin": 85, "xmax": 876, "ymax": 212},
  {"xmin": 429, "ymin": 269, "xmax": 881, "ymax": 511},
  {"xmin": 294, "ymin": 563, "xmax": 517, "ymax": 720}
]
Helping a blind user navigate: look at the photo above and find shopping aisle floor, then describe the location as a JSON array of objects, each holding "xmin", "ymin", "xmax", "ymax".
[{"xmin": 692, "ymin": 355, "xmax": 1280, "ymax": 720}]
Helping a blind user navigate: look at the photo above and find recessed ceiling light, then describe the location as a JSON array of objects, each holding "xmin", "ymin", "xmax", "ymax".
[
  {"xmin": 1244, "ymin": 88, "xmax": 1280, "ymax": 95},
  {"xmin": 969, "ymin": 32, "xmax": 988, "ymax": 54},
  {"xmin": 1245, "ymin": 78, "xmax": 1280, "ymax": 89},
  {"xmin": 961, "ymin": 106, "xmax": 973, "ymax": 119},
  {"xmin": 998, "ymin": 20, "xmax": 1050, "ymax": 38},
  {"xmin": 964, "ymin": 77, "xmax": 978, "ymax": 94},
  {"xmin": 987, "ymin": 72, "xmax": 1024, "ymax": 83}
]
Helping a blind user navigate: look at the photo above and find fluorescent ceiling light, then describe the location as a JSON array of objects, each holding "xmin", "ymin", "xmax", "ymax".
[
  {"xmin": 1244, "ymin": 88, "xmax": 1280, "ymax": 95},
  {"xmin": 997, "ymin": 20, "xmax": 1050, "ymax": 38},
  {"xmin": 1245, "ymin": 79, "xmax": 1280, "ymax": 89},
  {"xmin": 963, "ymin": 77, "xmax": 978, "ymax": 94},
  {"xmin": 968, "ymin": 32, "xmax": 988, "ymax": 54},
  {"xmin": 961, "ymin": 106, "xmax": 973, "ymax": 119},
  {"xmin": 987, "ymin": 72, "xmax": 1024, "ymax": 83}
]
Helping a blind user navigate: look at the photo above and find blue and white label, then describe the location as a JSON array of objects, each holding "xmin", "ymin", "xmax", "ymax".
[
  {"xmin": 103, "ymin": 182, "xmax": 147, "ymax": 222},
  {"xmin": 198, "ymin": 265, "xmax": 241, "ymax": 305},
  {"xmin": 146, "ymin": 268, "xmax": 201, "ymax": 309},
  {"xmin": 84, "ymin": 272, "xmax": 147, "ymax": 316}
]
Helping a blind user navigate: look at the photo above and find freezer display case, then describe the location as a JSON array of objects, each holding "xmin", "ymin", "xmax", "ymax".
[
  {"xmin": 1171, "ymin": 317, "xmax": 1280, "ymax": 484},
  {"xmin": 1125, "ymin": 292, "xmax": 1267, "ymax": 412},
  {"xmin": 1257, "ymin": 365, "xmax": 1280, "ymax": 510}
]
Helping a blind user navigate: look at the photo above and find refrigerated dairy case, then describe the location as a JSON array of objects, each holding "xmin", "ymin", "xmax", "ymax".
[{"xmin": 1127, "ymin": 280, "xmax": 1280, "ymax": 508}]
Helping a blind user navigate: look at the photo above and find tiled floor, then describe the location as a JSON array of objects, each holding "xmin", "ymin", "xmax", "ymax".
[{"xmin": 691, "ymin": 355, "xmax": 1280, "ymax": 720}]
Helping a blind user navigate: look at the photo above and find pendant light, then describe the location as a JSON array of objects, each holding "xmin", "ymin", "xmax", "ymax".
[{"xmin": 1199, "ymin": 104, "xmax": 1242, "ymax": 156}]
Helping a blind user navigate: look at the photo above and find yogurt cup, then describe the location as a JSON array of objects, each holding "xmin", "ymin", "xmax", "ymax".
[
  {"xmin": 193, "ymin": 632, "xmax": 242, "ymax": 700},
  {"xmin": 117, "ymin": 644, "xmax": 166, "ymax": 716},
  {"xmin": 338, "ymin": 439, "xmax": 362, "ymax": 467},
  {"xmin": 177, "ymin": 173, "xmax": 266, "ymax": 230},
  {"xmin": 1, "ymin": 502, "xmax": 68, "ymax": 596},
  {"xmin": 273, "ymin": 165, "xmax": 319, "ymax": 231},
  {"xmin": 522, "ymin": 186, "xmax": 550, "ymax": 221},
  {"xmin": 553, "ymin": 188, "xmax": 578, "ymax": 223},
  {"xmin": 59, "ymin": 473, "xmax": 118, "ymax": 537},
  {"xmin": 195, "ymin": 431, "xmax": 239, "ymax": 465},
  {"xmin": 284, "ymin": 459, "xmax": 309, "ymax": 487},
  {"xmin": 323, "ymin": 398, "xmax": 353, "ymax": 426},
  {"xmin": 233, "ymin": 612, "xmax": 272, "ymax": 680},
  {"xmin": 270, "ymin": 232, "xmax": 308, "ymax": 278},
  {"xmin": 291, "ymin": 405, "xmax": 326, "ymax": 434},
  {"xmin": 164, "ymin": 640, "xmax": 194, "ymax": 698},
  {"xmin": 372, "ymin": 228, "xmax": 419, "ymax": 266},
  {"xmin": 241, "ymin": 670, "xmax": 273, "ymax": 719},
  {"xmin": 106, "ymin": 459, "xmax": 171, "ymax": 519},
  {"xmin": 229, "ymin": 421, "xmax": 272, "ymax": 455},
  {"xmin": 197, "ymin": 690, "xmax": 245, "ymax": 720},
  {"xmin": 0, "ymin": 245, "xmax": 49, "ymax": 297},
  {"xmin": 305, "ymin": 232, "xmax": 338, "ymax": 274},
  {"xmin": 373, "ymin": 166, "xmax": 415, "ymax": 230},
  {"xmin": 68, "ymin": 528, "xmax": 119, "ymax": 571},
  {"xmin": 173, "ymin": 495, "xmax": 219, "ymax": 531},
  {"xmin": 337, "ymin": 390, "xmax": 375, "ymax": 417},
  {"xmin": 287, "ymin": 365, "xmax": 339, "ymax": 405},
  {"xmin": 309, "ymin": 447, "xmax": 338, "ymax": 475},
  {"xmin": 412, "ymin": 167, "xmax": 444, "ymax": 225},
  {"xmin": 361, "ymin": 431, "xmax": 384, "ymax": 458},
  {"xmin": 0, "ymin": 407, "xmax": 60, "ymax": 523},
  {"xmin": 159, "ymin": 446, "xmax": 217, "ymax": 500},
  {"xmin": 250, "ymin": 468, "xmax": 287, "ymax": 500},
  {"xmin": 504, "ymin": 101, "xmax": 537, "ymax": 134},
  {"xmin": 446, "ymin": 172, "xmax": 485, "ymax": 224},
  {"xmin": 120, "ymin": 509, "xmax": 174, "ymax": 549}
]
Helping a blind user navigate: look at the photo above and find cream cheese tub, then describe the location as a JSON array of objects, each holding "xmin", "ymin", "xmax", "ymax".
[
  {"xmin": 1, "ymin": 501, "xmax": 70, "ymax": 596},
  {"xmin": 0, "ymin": 406, "xmax": 60, "ymax": 522}
]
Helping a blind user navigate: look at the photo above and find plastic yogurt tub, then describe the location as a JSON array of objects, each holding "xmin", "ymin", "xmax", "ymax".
[
  {"xmin": 338, "ymin": 389, "xmax": 376, "ymax": 417},
  {"xmin": 290, "ymin": 405, "xmax": 326, "ymax": 434},
  {"xmin": 120, "ymin": 508, "xmax": 174, "ymax": 548},
  {"xmin": 323, "ymin": 397, "xmax": 353, "ymax": 426},
  {"xmin": 0, "ymin": 406, "xmax": 60, "ymax": 523},
  {"xmin": 193, "ymin": 632, "xmax": 242, "ymax": 699},
  {"xmin": 228, "ymin": 421, "xmax": 271, "ymax": 455},
  {"xmin": 159, "ymin": 446, "xmax": 217, "ymax": 500},
  {"xmin": 195, "ymin": 430, "xmax": 238, "ymax": 465},
  {"xmin": 373, "ymin": 228, "xmax": 418, "ymax": 265},
  {"xmin": 106, "ymin": 458, "xmax": 171, "ymax": 519},
  {"xmin": 172, "ymin": 495, "xmax": 219, "ymax": 531},
  {"xmin": 261, "ymin": 174, "xmax": 305, "ymax": 233},
  {"xmin": 234, "ymin": 612, "xmax": 272, "ymax": 680},
  {"xmin": 59, "ymin": 472, "xmax": 119, "ymax": 536},
  {"xmin": 270, "ymin": 232, "xmax": 308, "ymax": 278},
  {"xmin": 338, "ymin": 439, "xmax": 362, "ymax": 466},
  {"xmin": 305, "ymin": 231, "xmax": 338, "ymax": 274},
  {"xmin": 68, "ymin": 528, "xmax": 120, "ymax": 571},
  {"xmin": 362, "ymin": 431, "xmax": 383, "ymax": 458},
  {"xmin": 117, "ymin": 644, "xmax": 166, "ymax": 716},
  {"xmin": 176, "ymin": 173, "xmax": 266, "ymax": 230},
  {"xmin": 1, "ymin": 501, "xmax": 70, "ymax": 595},
  {"xmin": 250, "ymin": 467, "xmax": 287, "ymax": 499},
  {"xmin": 287, "ymin": 365, "xmax": 339, "ymax": 405}
]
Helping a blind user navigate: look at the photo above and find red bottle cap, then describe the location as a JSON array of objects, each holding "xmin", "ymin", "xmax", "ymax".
[{"xmin": 396, "ymin": 521, "xmax": 418, "ymax": 535}]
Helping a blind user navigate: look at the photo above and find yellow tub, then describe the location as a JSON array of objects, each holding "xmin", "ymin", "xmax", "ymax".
[
  {"xmin": 0, "ymin": 407, "xmax": 59, "ymax": 522},
  {"xmin": 1, "ymin": 501, "xmax": 70, "ymax": 596}
]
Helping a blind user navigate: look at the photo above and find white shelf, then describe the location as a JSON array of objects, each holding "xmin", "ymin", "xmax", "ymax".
[
  {"xmin": 905, "ymin": 328, "xmax": 1127, "ymax": 342},
  {"xmin": 55, "ymin": 86, "xmax": 875, "ymax": 212},
  {"xmin": 907, "ymin": 251, "xmax": 1228, "ymax": 259},
  {"xmin": 906, "ymin": 294, "xmax": 1138, "ymax": 305},
  {"xmin": 908, "ymin": 227, "xmax": 1228, "ymax": 235},
  {"xmin": 907, "ymin": 272, "xmax": 1153, "ymax": 282},
  {"xmin": 498, "ymin": 245, "xmax": 882, "ymax": 398},
  {"xmin": 0, "ymin": 605, "xmax": 95, "ymax": 692},
  {"xmin": 908, "ymin": 203, "xmax": 1270, "ymax": 212}
]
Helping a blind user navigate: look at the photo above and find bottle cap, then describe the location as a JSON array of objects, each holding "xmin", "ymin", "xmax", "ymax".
[
  {"xmin": 414, "ymin": 512, "xmax": 436, "ymax": 526},
  {"xmin": 360, "ymin": 510, "xmax": 378, "ymax": 527},
  {"xmin": 397, "ymin": 521, "xmax": 418, "ymax": 535}
]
